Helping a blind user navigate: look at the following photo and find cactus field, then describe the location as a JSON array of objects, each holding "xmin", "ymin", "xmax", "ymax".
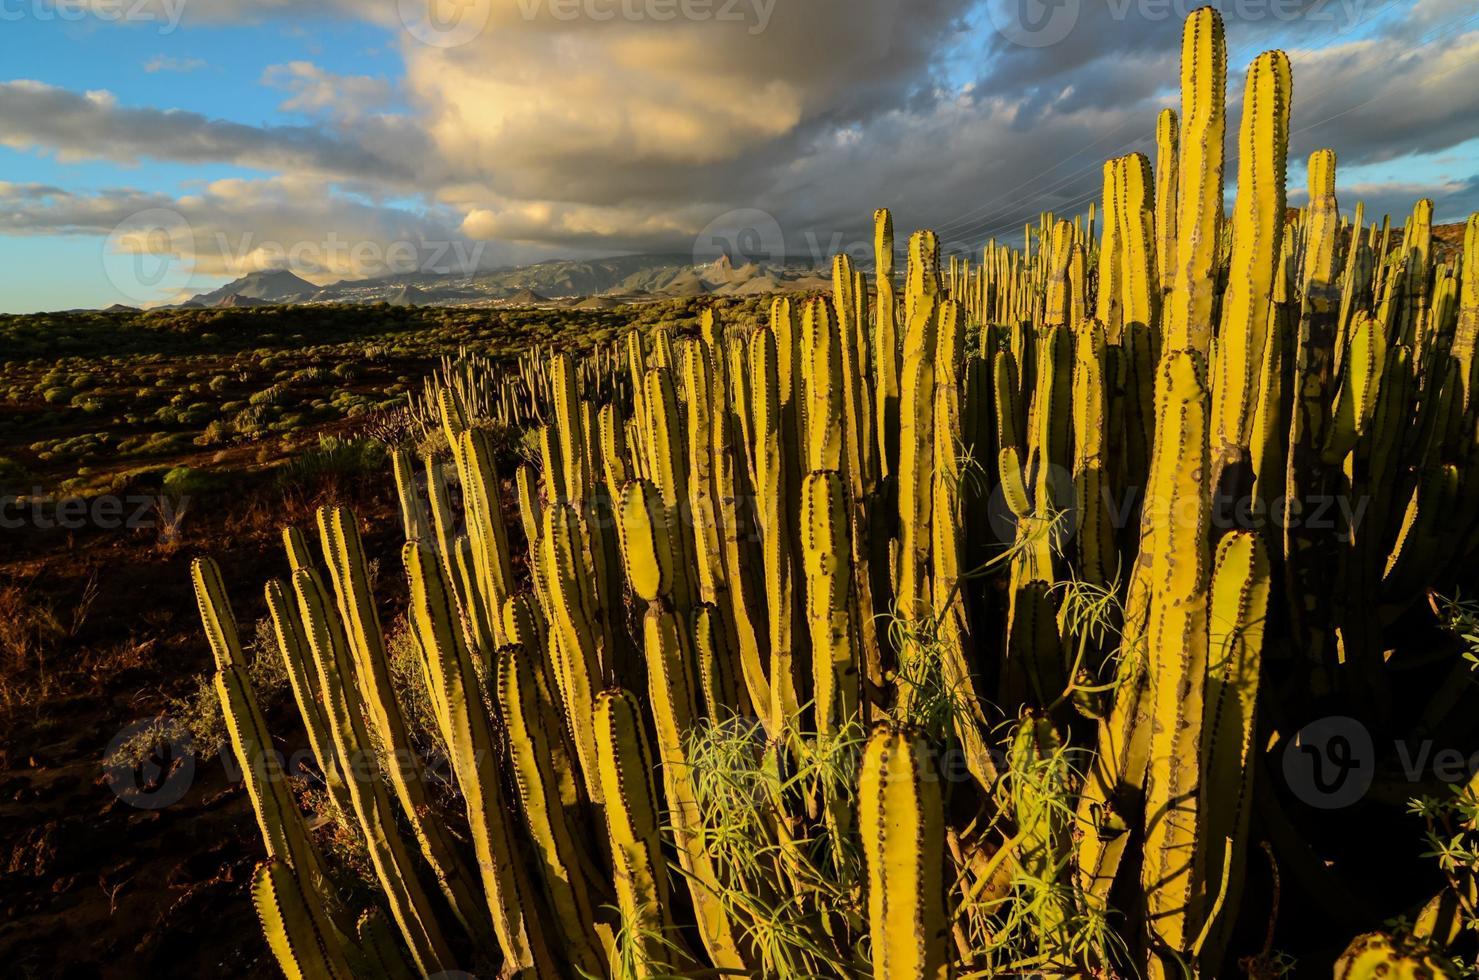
[
  {"xmin": 169, "ymin": 9, "xmax": 1479, "ymax": 978},
  {"xmin": 8, "ymin": 5, "xmax": 1479, "ymax": 979}
]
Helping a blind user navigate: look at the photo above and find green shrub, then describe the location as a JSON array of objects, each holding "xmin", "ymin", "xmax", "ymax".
[
  {"xmin": 162, "ymin": 466, "xmax": 216, "ymax": 500},
  {"xmin": 278, "ymin": 435, "xmax": 385, "ymax": 486}
]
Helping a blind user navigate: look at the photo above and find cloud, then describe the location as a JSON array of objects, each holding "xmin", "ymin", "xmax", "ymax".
[
  {"xmin": 0, "ymin": 177, "xmax": 542, "ymax": 302},
  {"xmin": 1288, "ymin": 175, "xmax": 1479, "ymax": 225},
  {"xmin": 401, "ymin": 0, "xmax": 968, "ymax": 200},
  {"xmin": 1282, "ymin": 28, "xmax": 1479, "ymax": 167},
  {"xmin": 143, "ymin": 56, "xmax": 207, "ymax": 74},
  {"xmin": 2, "ymin": 0, "xmax": 1476, "ymax": 276},
  {"xmin": 261, "ymin": 62, "xmax": 395, "ymax": 119},
  {"xmin": 0, "ymin": 80, "xmax": 424, "ymax": 179}
]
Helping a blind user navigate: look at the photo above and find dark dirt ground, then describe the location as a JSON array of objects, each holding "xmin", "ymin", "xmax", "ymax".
[{"xmin": 0, "ymin": 463, "xmax": 402, "ymax": 980}]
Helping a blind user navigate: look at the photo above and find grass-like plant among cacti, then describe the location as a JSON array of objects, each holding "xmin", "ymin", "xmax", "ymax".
[{"xmin": 183, "ymin": 7, "xmax": 1479, "ymax": 978}]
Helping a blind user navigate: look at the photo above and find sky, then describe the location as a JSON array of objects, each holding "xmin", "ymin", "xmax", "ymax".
[{"xmin": 0, "ymin": 0, "xmax": 1476, "ymax": 313}]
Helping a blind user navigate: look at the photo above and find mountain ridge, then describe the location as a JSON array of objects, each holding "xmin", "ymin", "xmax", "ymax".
[{"xmin": 167, "ymin": 252, "xmax": 838, "ymax": 309}]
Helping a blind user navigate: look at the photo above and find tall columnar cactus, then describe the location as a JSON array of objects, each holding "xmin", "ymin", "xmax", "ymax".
[
  {"xmin": 541, "ymin": 501, "xmax": 607, "ymax": 805},
  {"xmin": 875, "ymin": 208, "xmax": 901, "ymax": 483},
  {"xmin": 1155, "ymin": 107, "xmax": 1179, "ymax": 297},
  {"xmin": 643, "ymin": 363, "xmax": 696, "ymax": 610},
  {"xmin": 1118, "ymin": 152, "xmax": 1162, "ymax": 491},
  {"xmin": 1139, "ymin": 350, "xmax": 1211, "ymax": 971},
  {"xmin": 214, "ymin": 659, "xmax": 343, "ymax": 929},
  {"xmin": 1284, "ymin": 150, "xmax": 1341, "ymax": 680},
  {"xmin": 264, "ymin": 577, "xmax": 352, "ymax": 822},
  {"xmin": 185, "ymin": 15, "xmax": 1479, "ymax": 973},
  {"xmin": 291, "ymin": 566, "xmax": 458, "ymax": 975},
  {"xmin": 802, "ymin": 296, "xmax": 844, "ymax": 475},
  {"xmin": 1452, "ymin": 214, "xmax": 1479, "ymax": 412},
  {"xmin": 751, "ymin": 326, "xmax": 802, "ymax": 726},
  {"xmin": 640, "ymin": 602, "xmax": 750, "ymax": 970},
  {"xmin": 1164, "ymin": 7, "xmax": 1226, "ymax": 356},
  {"xmin": 801, "ymin": 470, "xmax": 859, "ymax": 739},
  {"xmin": 496, "ymin": 641, "xmax": 605, "ymax": 960},
  {"xmin": 896, "ymin": 292, "xmax": 937, "ymax": 620},
  {"xmin": 859, "ymin": 726, "xmax": 947, "ymax": 980},
  {"xmin": 404, "ymin": 541, "xmax": 557, "ymax": 976},
  {"xmin": 390, "ymin": 447, "xmax": 428, "ymax": 543},
  {"xmin": 192, "ymin": 556, "xmax": 248, "ymax": 671},
  {"xmin": 1194, "ymin": 530, "xmax": 1272, "ymax": 972},
  {"xmin": 251, "ymin": 858, "xmax": 354, "ymax": 980},
  {"xmin": 1072, "ymin": 319, "xmax": 1113, "ymax": 587},
  {"xmin": 314, "ymin": 508, "xmax": 487, "ymax": 949},
  {"xmin": 1097, "ymin": 158, "xmax": 1125, "ymax": 342},
  {"xmin": 682, "ymin": 339, "xmax": 724, "ymax": 609},
  {"xmin": 594, "ymin": 688, "xmax": 687, "ymax": 974},
  {"xmin": 1397, "ymin": 198, "xmax": 1435, "ymax": 355},
  {"xmin": 457, "ymin": 428, "xmax": 517, "ymax": 648},
  {"xmin": 1212, "ymin": 49, "xmax": 1291, "ymax": 491}
]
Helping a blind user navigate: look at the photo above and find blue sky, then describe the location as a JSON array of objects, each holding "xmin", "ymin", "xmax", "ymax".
[
  {"xmin": 0, "ymin": 10, "xmax": 407, "ymax": 310},
  {"xmin": 1, "ymin": 0, "xmax": 1476, "ymax": 313}
]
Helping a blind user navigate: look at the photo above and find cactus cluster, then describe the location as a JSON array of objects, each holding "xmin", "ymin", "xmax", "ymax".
[{"xmin": 193, "ymin": 8, "xmax": 1479, "ymax": 978}]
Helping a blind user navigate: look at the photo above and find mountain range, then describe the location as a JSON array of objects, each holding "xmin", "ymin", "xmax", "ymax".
[{"xmin": 166, "ymin": 253, "xmax": 835, "ymax": 310}]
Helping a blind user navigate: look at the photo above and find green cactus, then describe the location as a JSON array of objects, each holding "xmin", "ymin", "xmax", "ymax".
[
  {"xmin": 1139, "ymin": 350, "xmax": 1211, "ymax": 970},
  {"xmin": 1211, "ymin": 49, "xmax": 1290, "ymax": 492},
  {"xmin": 1334, "ymin": 933, "xmax": 1454, "ymax": 980},
  {"xmin": 264, "ymin": 577, "xmax": 352, "ymax": 823},
  {"xmin": 751, "ymin": 326, "xmax": 802, "ymax": 728},
  {"xmin": 594, "ymin": 687, "xmax": 688, "ymax": 974},
  {"xmin": 1194, "ymin": 530, "xmax": 1272, "ymax": 972},
  {"xmin": 404, "ymin": 541, "xmax": 558, "ymax": 975},
  {"xmin": 251, "ymin": 858, "xmax": 353, "ymax": 980},
  {"xmin": 1153, "ymin": 107, "xmax": 1177, "ymax": 297},
  {"xmin": 291, "ymin": 566, "xmax": 458, "ymax": 975},
  {"xmin": 1163, "ymin": 7, "xmax": 1226, "ymax": 356},
  {"xmin": 859, "ymin": 726, "xmax": 947, "ymax": 980}
]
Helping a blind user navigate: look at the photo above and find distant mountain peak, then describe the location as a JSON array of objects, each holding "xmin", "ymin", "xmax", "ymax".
[{"xmin": 181, "ymin": 269, "xmax": 318, "ymax": 307}]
